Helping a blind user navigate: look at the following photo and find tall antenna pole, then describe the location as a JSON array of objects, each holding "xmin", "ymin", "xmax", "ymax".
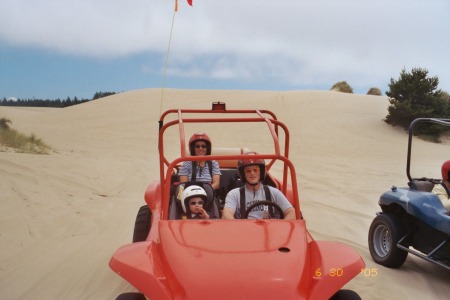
[{"xmin": 159, "ymin": 0, "xmax": 178, "ymax": 117}]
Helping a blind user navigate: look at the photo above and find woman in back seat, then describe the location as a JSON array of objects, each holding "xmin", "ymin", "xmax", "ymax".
[{"xmin": 179, "ymin": 132, "xmax": 221, "ymax": 190}]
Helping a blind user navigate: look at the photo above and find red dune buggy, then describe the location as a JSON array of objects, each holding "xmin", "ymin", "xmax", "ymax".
[{"xmin": 110, "ymin": 102, "xmax": 365, "ymax": 299}]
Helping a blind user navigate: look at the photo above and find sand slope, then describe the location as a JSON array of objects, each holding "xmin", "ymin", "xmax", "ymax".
[{"xmin": 1, "ymin": 89, "xmax": 449, "ymax": 299}]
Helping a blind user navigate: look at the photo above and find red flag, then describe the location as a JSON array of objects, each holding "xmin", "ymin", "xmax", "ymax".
[{"xmin": 187, "ymin": 0, "xmax": 193, "ymax": 6}]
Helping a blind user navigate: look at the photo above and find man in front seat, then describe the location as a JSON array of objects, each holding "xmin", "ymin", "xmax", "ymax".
[{"xmin": 222, "ymin": 152, "xmax": 295, "ymax": 220}]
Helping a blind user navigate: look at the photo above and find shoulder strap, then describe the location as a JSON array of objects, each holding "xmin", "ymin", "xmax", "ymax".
[
  {"xmin": 239, "ymin": 186, "xmax": 246, "ymax": 218},
  {"xmin": 191, "ymin": 161, "xmax": 213, "ymax": 182},
  {"xmin": 263, "ymin": 185, "xmax": 274, "ymax": 216},
  {"xmin": 441, "ymin": 183, "xmax": 450, "ymax": 198},
  {"xmin": 207, "ymin": 160, "xmax": 213, "ymax": 178},
  {"xmin": 263, "ymin": 185, "xmax": 272, "ymax": 201},
  {"xmin": 191, "ymin": 161, "xmax": 197, "ymax": 181}
]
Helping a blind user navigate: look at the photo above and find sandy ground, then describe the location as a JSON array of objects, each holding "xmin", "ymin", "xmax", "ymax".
[{"xmin": 1, "ymin": 89, "xmax": 449, "ymax": 299}]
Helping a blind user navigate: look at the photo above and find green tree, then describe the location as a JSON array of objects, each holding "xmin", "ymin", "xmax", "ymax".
[
  {"xmin": 384, "ymin": 67, "xmax": 447, "ymax": 138},
  {"xmin": 93, "ymin": 91, "xmax": 116, "ymax": 99}
]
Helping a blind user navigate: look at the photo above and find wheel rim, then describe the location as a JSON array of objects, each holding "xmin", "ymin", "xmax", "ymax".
[{"xmin": 373, "ymin": 224, "xmax": 392, "ymax": 257}]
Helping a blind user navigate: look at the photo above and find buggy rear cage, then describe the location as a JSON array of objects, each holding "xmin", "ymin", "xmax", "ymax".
[
  {"xmin": 407, "ymin": 118, "xmax": 450, "ymax": 182},
  {"xmin": 157, "ymin": 102, "xmax": 300, "ymax": 219}
]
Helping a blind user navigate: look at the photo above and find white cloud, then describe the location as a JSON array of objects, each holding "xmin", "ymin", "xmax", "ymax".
[
  {"xmin": 0, "ymin": 0, "xmax": 174, "ymax": 57},
  {"xmin": 1, "ymin": 0, "xmax": 449, "ymax": 91}
]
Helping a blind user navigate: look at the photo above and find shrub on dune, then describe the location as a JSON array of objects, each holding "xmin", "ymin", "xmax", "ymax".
[
  {"xmin": 0, "ymin": 117, "xmax": 12, "ymax": 130},
  {"xmin": 0, "ymin": 117, "xmax": 52, "ymax": 154},
  {"xmin": 330, "ymin": 81, "xmax": 354, "ymax": 93},
  {"xmin": 367, "ymin": 87, "xmax": 382, "ymax": 96}
]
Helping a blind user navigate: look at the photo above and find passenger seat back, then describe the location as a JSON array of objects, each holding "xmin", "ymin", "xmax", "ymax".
[{"xmin": 408, "ymin": 180, "xmax": 435, "ymax": 192}]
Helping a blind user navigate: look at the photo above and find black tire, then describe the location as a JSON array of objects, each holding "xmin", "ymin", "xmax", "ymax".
[
  {"xmin": 132, "ymin": 205, "xmax": 152, "ymax": 243},
  {"xmin": 115, "ymin": 292, "xmax": 146, "ymax": 300},
  {"xmin": 368, "ymin": 213, "xmax": 408, "ymax": 268},
  {"xmin": 329, "ymin": 289, "xmax": 361, "ymax": 300}
]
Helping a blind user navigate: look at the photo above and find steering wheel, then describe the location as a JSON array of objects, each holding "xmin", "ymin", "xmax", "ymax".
[{"xmin": 243, "ymin": 200, "xmax": 284, "ymax": 219}]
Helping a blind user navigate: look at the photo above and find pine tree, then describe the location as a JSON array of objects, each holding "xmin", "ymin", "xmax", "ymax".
[{"xmin": 384, "ymin": 67, "xmax": 447, "ymax": 138}]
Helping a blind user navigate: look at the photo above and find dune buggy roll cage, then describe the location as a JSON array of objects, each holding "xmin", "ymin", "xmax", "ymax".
[
  {"xmin": 407, "ymin": 118, "xmax": 450, "ymax": 182},
  {"xmin": 157, "ymin": 102, "xmax": 301, "ymax": 219}
]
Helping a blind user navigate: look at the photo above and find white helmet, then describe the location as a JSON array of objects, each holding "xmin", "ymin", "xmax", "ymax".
[{"xmin": 180, "ymin": 185, "xmax": 207, "ymax": 213}]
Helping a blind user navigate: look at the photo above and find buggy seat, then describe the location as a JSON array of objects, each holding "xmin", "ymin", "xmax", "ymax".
[{"xmin": 408, "ymin": 179, "xmax": 435, "ymax": 192}]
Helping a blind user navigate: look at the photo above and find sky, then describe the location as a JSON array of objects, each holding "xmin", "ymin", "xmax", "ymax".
[{"xmin": 1, "ymin": 0, "xmax": 449, "ymax": 100}]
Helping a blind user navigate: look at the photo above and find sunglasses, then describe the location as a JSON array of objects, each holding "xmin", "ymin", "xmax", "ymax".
[
  {"xmin": 189, "ymin": 200, "xmax": 204, "ymax": 205},
  {"xmin": 195, "ymin": 144, "xmax": 207, "ymax": 149}
]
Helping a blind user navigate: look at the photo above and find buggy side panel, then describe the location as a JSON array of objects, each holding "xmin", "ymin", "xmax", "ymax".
[
  {"xmin": 379, "ymin": 188, "xmax": 450, "ymax": 234},
  {"xmin": 109, "ymin": 241, "xmax": 172, "ymax": 300},
  {"xmin": 307, "ymin": 241, "xmax": 365, "ymax": 300}
]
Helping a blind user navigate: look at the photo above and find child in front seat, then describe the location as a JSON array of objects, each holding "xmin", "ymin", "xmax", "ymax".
[{"xmin": 180, "ymin": 185, "xmax": 210, "ymax": 219}]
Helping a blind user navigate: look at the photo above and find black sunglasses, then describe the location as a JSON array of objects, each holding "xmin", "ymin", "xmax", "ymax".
[
  {"xmin": 195, "ymin": 144, "xmax": 207, "ymax": 149},
  {"xmin": 189, "ymin": 200, "xmax": 204, "ymax": 205}
]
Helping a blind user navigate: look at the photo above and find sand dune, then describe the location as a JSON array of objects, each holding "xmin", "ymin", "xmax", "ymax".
[{"xmin": 1, "ymin": 89, "xmax": 449, "ymax": 299}]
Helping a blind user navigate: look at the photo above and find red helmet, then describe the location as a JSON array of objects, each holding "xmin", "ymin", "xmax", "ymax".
[
  {"xmin": 442, "ymin": 160, "xmax": 450, "ymax": 181},
  {"xmin": 237, "ymin": 152, "xmax": 266, "ymax": 184},
  {"xmin": 189, "ymin": 132, "xmax": 212, "ymax": 155}
]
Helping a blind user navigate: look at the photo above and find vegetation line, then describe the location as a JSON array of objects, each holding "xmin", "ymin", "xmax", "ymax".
[{"xmin": 1, "ymin": 91, "xmax": 116, "ymax": 108}]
